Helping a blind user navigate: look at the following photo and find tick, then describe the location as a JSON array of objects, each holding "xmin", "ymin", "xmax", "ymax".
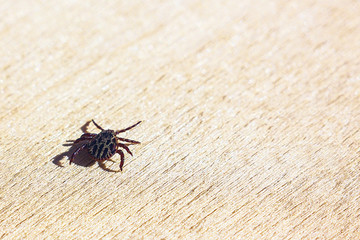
[{"xmin": 70, "ymin": 120, "xmax": 142, "ymax": 171}]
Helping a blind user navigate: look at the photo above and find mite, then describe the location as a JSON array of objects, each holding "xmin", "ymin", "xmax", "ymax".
[{"xmin": 70, "ymin": 120, "xmax": 141, "ymax": 171}]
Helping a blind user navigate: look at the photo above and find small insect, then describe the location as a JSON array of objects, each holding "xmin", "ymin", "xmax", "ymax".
[{"xmin": 70, "ymin": 119, "xmax": 142, "ymax": 171}]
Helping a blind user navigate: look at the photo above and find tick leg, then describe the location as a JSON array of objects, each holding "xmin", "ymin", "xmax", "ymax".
[
  {"xmin": 92, "ymin": 119, "xmax": 104, "ymax": 131},
  {"xmin": 70, "ymin": 144, "xmax": 87, "ymax": 165},
  {"xmin": 74, "ymin": 133, "xmax": 96, "ymax": 143},
  {"xmin": 80, "ymin": 133, "xmax": 96, "ymax": 138},
  {"xmin": 117, "ymin": 137, "xmax": 140, "ymax": 144},
  {"xmin": 115, "ymin": 121, "xmax": 142, "ymax": 134},
  {"xmin": 74, "ymin": 137, "xmax": 91, "ymax": 144},
  {"xmin": 117, "ymin": 143, "xmax": 133, "ymax": 156},
  {"xmin": 116, "ymin": 150, "xmax": 125, "ymax": 171}
]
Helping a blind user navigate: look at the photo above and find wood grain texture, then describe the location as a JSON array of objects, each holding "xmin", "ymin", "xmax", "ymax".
[{"xmin": 1, "ymin": 0, "xmax": 360, "ymax": 239}]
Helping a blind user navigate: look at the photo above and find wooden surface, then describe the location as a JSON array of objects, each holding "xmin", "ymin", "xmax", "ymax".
[{"xmin": 1, "ymin": 0, "xmax": 360, "ymax": 239}]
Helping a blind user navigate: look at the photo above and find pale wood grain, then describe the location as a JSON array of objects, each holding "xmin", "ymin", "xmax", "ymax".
[{"xmin": 1, "ymin": 0, "xmax": 360, "ymax": 239}]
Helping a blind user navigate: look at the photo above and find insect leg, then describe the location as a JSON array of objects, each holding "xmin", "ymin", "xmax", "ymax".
[
  {"xmin": 116, "ymin": 137, "xmax": 140, "ymax": 144},
  {"xmin": 74, "ymin": 137, "xmax": 92, "ymax": 144},
  {"xmin": 80, "ymin": 133, "xmax": 97, "ymax": 138},
  {"xmin": 116, "ymin": 150, "xmax": 125, "ymax": 171},
  {"xmin": 115, "ymin": 121, "xmax": 142, "ymax": 134},
  {"xmin": 117, "ymin": 143, "xmax": 133, "ymax": 156},
  {"xmin": 92, "ymin": 119, "xmax": 104, "ymax": 131}
]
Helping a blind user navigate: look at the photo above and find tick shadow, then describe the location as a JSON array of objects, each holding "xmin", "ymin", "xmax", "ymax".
[
  {"xmin": 52, "ymin": 120, "xmax": 122, "ymax": 172},
  {"xmin": 52, "ymin": 120, "xmax": 96, "ymax": 167}
]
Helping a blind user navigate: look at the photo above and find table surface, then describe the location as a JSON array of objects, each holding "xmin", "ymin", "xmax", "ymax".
[{"xmin": 1, "ymin": 0, "xmax": 360, "ymax": 239}]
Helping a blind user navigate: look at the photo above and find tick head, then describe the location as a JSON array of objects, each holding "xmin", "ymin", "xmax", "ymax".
[{"xmin": 100, "ymin": 129, "xmax": 116, "ymax": 138}]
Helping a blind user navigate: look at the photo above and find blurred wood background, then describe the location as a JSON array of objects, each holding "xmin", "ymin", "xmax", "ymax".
[{"xmin": 1, "ymin": 0, "xmax": 360, "ymax": 239}]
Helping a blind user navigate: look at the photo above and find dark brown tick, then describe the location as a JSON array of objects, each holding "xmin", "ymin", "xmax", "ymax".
[{"xmin": 70, "ymin": 120, "xmax": 141, "ymax": 171}]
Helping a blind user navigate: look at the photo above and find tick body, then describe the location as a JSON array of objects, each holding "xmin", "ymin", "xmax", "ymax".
[
  {"xmin": 88, "ymin": 130, "xmax": 118, "ymax": 160},
  {"xmin": 70, "ymin": 120, "xmax": 141, "ymax": 171}
]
